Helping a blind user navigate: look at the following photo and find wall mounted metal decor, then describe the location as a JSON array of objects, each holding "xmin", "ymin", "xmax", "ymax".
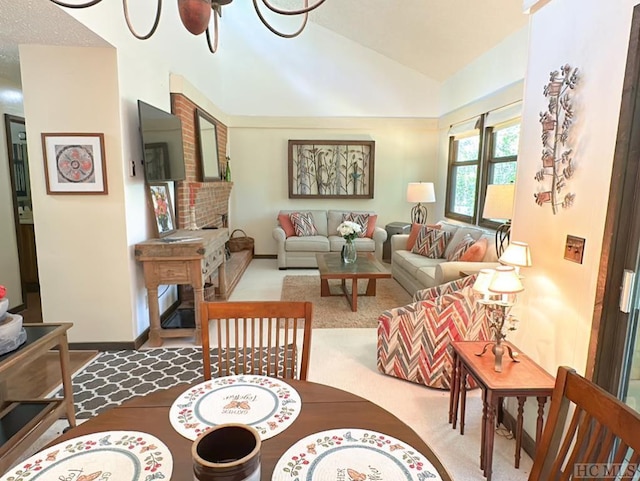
[
  {"xmin": 288, "ymin": 140, "xmax": 375, "ymax": 199},
  {"xmin": 534, "ymin": 64, "xmax": 579, "ymax": 214}
]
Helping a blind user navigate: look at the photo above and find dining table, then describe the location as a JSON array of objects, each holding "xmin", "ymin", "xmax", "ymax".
[{"xmin": 47, "ymin": 378, "xmax": 453, "ymax": 481}]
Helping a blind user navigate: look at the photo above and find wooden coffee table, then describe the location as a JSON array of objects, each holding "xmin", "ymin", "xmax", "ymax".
[{"xmin": 316, "ymin": 252, "xmax": 391, "ymax": 311}]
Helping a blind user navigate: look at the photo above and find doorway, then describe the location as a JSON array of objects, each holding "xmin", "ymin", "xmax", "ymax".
[
  {"xmin": 592, "ymin": 4, "xmax": 640, "ymax": 412},
  {"xmin": 3, "ymin": 114, "xmax": 40, "ymax": 321}
]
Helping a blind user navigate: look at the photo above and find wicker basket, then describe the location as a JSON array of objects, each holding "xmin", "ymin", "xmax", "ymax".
[{"xmin": 227, "ymin": 229, "xmax": 254, "ymax": 252}]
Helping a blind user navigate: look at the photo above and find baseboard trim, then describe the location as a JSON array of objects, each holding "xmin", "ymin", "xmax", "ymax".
[
  {"xmin": 254, "ymin": 254, "xmax": 276, "ymax": 259},
  {"xmin": 70, "ymin": 327, "xmax": 150, "ymax": 351}
]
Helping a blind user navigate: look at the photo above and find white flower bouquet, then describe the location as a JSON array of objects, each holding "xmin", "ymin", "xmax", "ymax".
[{"xmin": 337, "ymin": 221, "xmax": 362, "ymax": 242}]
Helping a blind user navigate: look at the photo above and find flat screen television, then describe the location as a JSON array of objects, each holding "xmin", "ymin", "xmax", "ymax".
[{"xmin": 138, "ymin": 100, "xmax": 186, "ymax": 182}]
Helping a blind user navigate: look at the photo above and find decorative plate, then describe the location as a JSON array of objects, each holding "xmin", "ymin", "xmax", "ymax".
[
  {"xmin": 169, "ymin": 375, "xmax": 301, "ymax": 441},
  {"xmin": 272, "ymin": 428, "xmax": 443, "ymax": 481},
  {"xmin": 1, "ymin": 431, "xmax": 172, "ymax": 481}
]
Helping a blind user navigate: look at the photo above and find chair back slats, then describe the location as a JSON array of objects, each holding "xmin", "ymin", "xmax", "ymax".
[
  {"xmin": 200, "ymin": 301, "xmax": 313, "ymax": 382},
  {"xmin": 529, "ymin": 366, "xmax": 640, "ymax": 481}
]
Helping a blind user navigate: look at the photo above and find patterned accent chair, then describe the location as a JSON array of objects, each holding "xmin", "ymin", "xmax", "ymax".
[{"xmin": 377, "ymin": 274, "xmax": 490, "ymax": 389}]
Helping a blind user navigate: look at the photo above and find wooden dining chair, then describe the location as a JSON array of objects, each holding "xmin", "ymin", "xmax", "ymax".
[
  {"xmin": 200, "ymin": 301, "xmax": 313, "ymax": 381},
  {"xmin": 529, "ymin": 366, "xmax": 640, "ymax": 481}
]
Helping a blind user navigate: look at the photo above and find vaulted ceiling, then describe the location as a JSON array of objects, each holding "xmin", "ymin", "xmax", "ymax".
[{"xmin": 0, "ymin": 0, "xmax": 527, "ymax": 86}]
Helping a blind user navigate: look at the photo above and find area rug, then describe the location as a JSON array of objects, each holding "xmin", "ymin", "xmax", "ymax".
[
  {"xmin": 53, "ymin": 347, "xmax": 291, "ymax": 419},
  {"xmin": 280, "ymin": 275, "xmax": 412, "ymax": 328}
]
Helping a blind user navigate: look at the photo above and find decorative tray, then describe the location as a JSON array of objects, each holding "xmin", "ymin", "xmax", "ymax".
[
  {"xmin": 1, "ymin": 431, "xmax": 172, "ymax": 481},
  {"xmin": 272, "ymin": 428, "xmax": 443, "ymax": 480},
  {"xmin": 169, "ymin": 374, "xmax": 301, "ymax": 441}
]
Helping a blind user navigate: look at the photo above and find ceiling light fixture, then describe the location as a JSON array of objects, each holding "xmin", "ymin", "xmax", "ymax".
[{"xmin": 49, "ymin": 0, "xmax": 326, "ymax": 53}]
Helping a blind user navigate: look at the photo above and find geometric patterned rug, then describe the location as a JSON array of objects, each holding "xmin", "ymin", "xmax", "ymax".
[
  {"xmin": 54, "ymin": 348, "xmax": 203, "ymax": 419},
  {"xmin": 54, "ymin": 346, "xmax": 294, "ymax": 419}
]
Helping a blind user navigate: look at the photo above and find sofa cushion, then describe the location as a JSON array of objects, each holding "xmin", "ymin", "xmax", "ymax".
[
  {"xmin": 285, "ymin": 236, "xmax": 330, "ymax": 252},
  {"xmin": 342, "ymin": 212, "xmax": 369, "ymax": 238},
  {"xmin": 415, "ymin": 266, "xmax": 438, "ymax": 287},
  {"xmin": 278, "ymin": 210, "xmax": 328, "ymax": 236},
  {"xmin": 289, "ymin": 211, "xmax": 318, "ymax": 236},
  {"xmin": 328, "ymin": 236, "xmax": 375, "ymax": 252},
  {"xmin": 447, "ymin": 234, "xmax": 475, "ymax": 261},
  {"xmin": 460, "ymin": 237, "xmax": 489, "ymax": 262},
  {"xmin": 328, "ymin": 210, "xmax": 376, "ymax": 238},
  {"xmin": 407, "ymin": 223, "xmax": 441, "ymax": 250},
  {"xmin": 394, "ymin": 250, "xmax": 446, "ymax": 276},
  {"xmin": 277, "ymin": 214, "xmax": 296, "ymax": 238},
  {"xmin": 412, "ymin": 227, "xmax": 452, "ymax": 258},
  {"xmin": 443, "ymin": 225, "xmax": 484, "ymax": 259}
]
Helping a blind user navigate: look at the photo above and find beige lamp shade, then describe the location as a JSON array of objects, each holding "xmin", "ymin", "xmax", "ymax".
[
  {"xmin": 472, "ymin": 268, "xmax": 496, "ymax": 296},
  {"xmin": 407, "ymin": 182, "xmax": 436, "ymax": 203},
  {"xmin": 500, "ymin": 241, "xmax": 532, "ymax": 267},
  {"xmin": 488, "ymin": 266, "xmax": 524, "ymax": 294},
  {"xmin": 483, "ymin": 184, "xmax": 515, "ymax": 220}
]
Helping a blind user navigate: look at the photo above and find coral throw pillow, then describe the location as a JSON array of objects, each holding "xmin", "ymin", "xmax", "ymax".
[
  {"xmin": 412, "ymin": 227, "xmax": 452, "ymax": 259},
  {"xmin": 278, "ymin": 214, "xmax": 296, "ymax": 238},
  {"xmin": 447, "ymin": 234, "xmax": 476, "ymax": 261},
  {"xmin": 366, "ymin": 214, "xmax": 378, "ymax": 238},
  {"xmin": 289, "ymin": 212, "xmax": 318, "ymax": 237},
  {"xmin": 342, "ymin": 213, "xmax": 369, "ymax": 238},
  {"xmin": 407, "ymin": 223, "xmax": 441, "ymax": 250},
  {"xmin": 460, "ymin": 237, "xmax": 489, "ymax": 262}
]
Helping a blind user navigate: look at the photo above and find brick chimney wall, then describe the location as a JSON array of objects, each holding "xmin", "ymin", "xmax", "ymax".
[{"xmin": 171, "ymin": 93, "xmax": 232, "ymax": 229}]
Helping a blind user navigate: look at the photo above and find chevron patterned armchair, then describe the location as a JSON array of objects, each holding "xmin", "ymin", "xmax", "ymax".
[{"xmin": 377, "ymin": 274, "xmax": 490, "ymax": 389}]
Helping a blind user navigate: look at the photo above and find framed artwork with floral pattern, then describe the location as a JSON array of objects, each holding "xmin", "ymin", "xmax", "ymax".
[{"xmin": 288, "ymin": 140, "xmax": 375, "ymax": 199}]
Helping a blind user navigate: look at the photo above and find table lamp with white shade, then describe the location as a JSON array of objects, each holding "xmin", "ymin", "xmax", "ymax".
[
  {"xmin": 472, "ymin": 265, "xmax": 524, "ymax": 372},
  {"xmin": 483, "ymin": 183, "xmax": 515, "ymax": 257},
  {"xmin": 499, "ymin": 241, "xmax": 532, "ymax": 274},
  {"xmin": 407, "ymin": 182, "xmax": 436, "ymax": 224}
]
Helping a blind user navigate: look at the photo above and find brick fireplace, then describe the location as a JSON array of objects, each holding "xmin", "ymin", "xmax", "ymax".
[{"xmin": 171, "ymin": 93, "xmax": 231, "ymax": 229}]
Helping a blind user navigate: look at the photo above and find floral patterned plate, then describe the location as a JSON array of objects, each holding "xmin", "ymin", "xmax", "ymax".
[
  {"xmin": 169, "ymin": 375, "xmax": 301, "ymax": 441},
  {"xmin": 1, "ymin": 431, "xmax": 172, "ymax": 481},
  {"xmin": 272, "ymin": 428, "xmax": 443, "ymax": 481}
]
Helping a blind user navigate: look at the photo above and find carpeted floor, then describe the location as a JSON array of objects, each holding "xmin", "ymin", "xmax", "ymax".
[{"xmin": 280, "ymin": 275, "xmax": 412, "ymax": 328}]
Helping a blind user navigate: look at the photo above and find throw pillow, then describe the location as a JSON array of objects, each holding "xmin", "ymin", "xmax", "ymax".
[
  {"xmin": 460, "ymin": 237, "xmax": 489, "ymax": 262},
  {"xmin": 407, "ymin": 223, "xmax": 441, "ymax": 251},
  {"xmin": 412, "ymin": 227, "xmax": 452, "ymax": 259},
  {"xmin": 278, "ymin": 214, "xmax": 296, "ymax": 238},
  {"xmin": 366, "ymin": 214, "xmax": 378, "ymax": 238},
  {"xmin": 447, "ymin": 234, "xmax": 476, "ymax": 261},
  {"xmin": 342, "ymin": 212, "xmax": 369, "ymax": 238},
  {"xmin": 289, "ymin": 212, "xmax": 318, "ymax": 237}
]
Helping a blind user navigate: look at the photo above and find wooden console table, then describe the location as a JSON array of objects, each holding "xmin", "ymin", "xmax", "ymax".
[
  {"xmin": 448, "ymin": 340, "xmax": 555, "ymax": 481},
  {"xmin": 0, "ymin": 322, "xmax": 75, "ymax": 475},
  {"xmin": 134, "ymin": 229, "xmax": 228, "ymax": 347}
]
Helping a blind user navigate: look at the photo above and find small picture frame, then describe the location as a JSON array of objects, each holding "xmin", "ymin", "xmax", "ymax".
[
  {"xmin": 41, "ymin": 133, "xmax": 108, "ymax": 194},
  {"xmin": 564, "ymin": 235, "xmax": 585, "ymax": 264},
  {"xmin": 148, "ymin": 182, "xmax": 176, "ymax": 237}
]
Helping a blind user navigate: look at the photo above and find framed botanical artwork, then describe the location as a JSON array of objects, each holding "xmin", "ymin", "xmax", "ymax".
[
  {"xmin": 288, "ymin": 140, "xmax": 375, "ymax": 199},
  {"xmin": 148, "ymin": 182, "xmax": 176, "ymax": 237},
  {"xmin": 41, "ymin": 133, "xmax": 108, "ymax": 194}
]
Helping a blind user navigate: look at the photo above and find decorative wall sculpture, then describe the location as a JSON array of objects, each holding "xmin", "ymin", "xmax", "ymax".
[
  {"xmin": 288, "ymin": 140, "xmax": 375, "ymax": 199},
  {"xmin": 534, "ymin": 64, "xmax": 579, "ymax": 214}
]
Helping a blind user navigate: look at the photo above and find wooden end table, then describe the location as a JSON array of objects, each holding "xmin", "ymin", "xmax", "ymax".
[
  {"xmin": 448, "ymin": 340, "xmax": 555, "ymax": 481},
  {"xmin": 316, "ymin": 252, "xmax": 391, "ymax": 312}
]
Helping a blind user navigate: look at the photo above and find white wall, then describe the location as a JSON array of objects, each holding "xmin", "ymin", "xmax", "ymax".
[
  {"xmin": 0, "ymin": 77, "xmax": 24, "ymax": 308},
  {"xmin": 20, "ymin": 45, "xmax": 135, "ymax": 343},
  {"xmin": 511, "ymin": 0, "xmax": 635, "ymax": 376},
  {"xmin": 228, "ymin": 117, "xmax": 439, "ymax": 253},
  {"xmin": 57, "ymin": 1, "xmax": 442, "ymax": 118}
]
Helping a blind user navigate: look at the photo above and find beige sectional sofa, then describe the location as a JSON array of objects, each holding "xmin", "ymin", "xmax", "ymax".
[
  {"xmin": 273, "ymin": 209, "xmax": 387, "ymax": 269},
  {"xmin": 391, "ymin": 220, "xmax": 500, "ymax": 295}
]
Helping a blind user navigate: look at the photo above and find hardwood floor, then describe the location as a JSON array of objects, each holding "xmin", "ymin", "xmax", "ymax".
[
  {"xmin": 4, "ymin": 290, "xmax": 98, "ymax": 398},
  {"xmin": 5, "ymin": 350, "xmax": 97, "ymax": 399}
]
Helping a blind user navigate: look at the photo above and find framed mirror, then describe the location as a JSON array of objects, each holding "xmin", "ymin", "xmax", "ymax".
[{"xmin": 195, "ymin": 108, "xmax": 221, "ymax": 181}]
